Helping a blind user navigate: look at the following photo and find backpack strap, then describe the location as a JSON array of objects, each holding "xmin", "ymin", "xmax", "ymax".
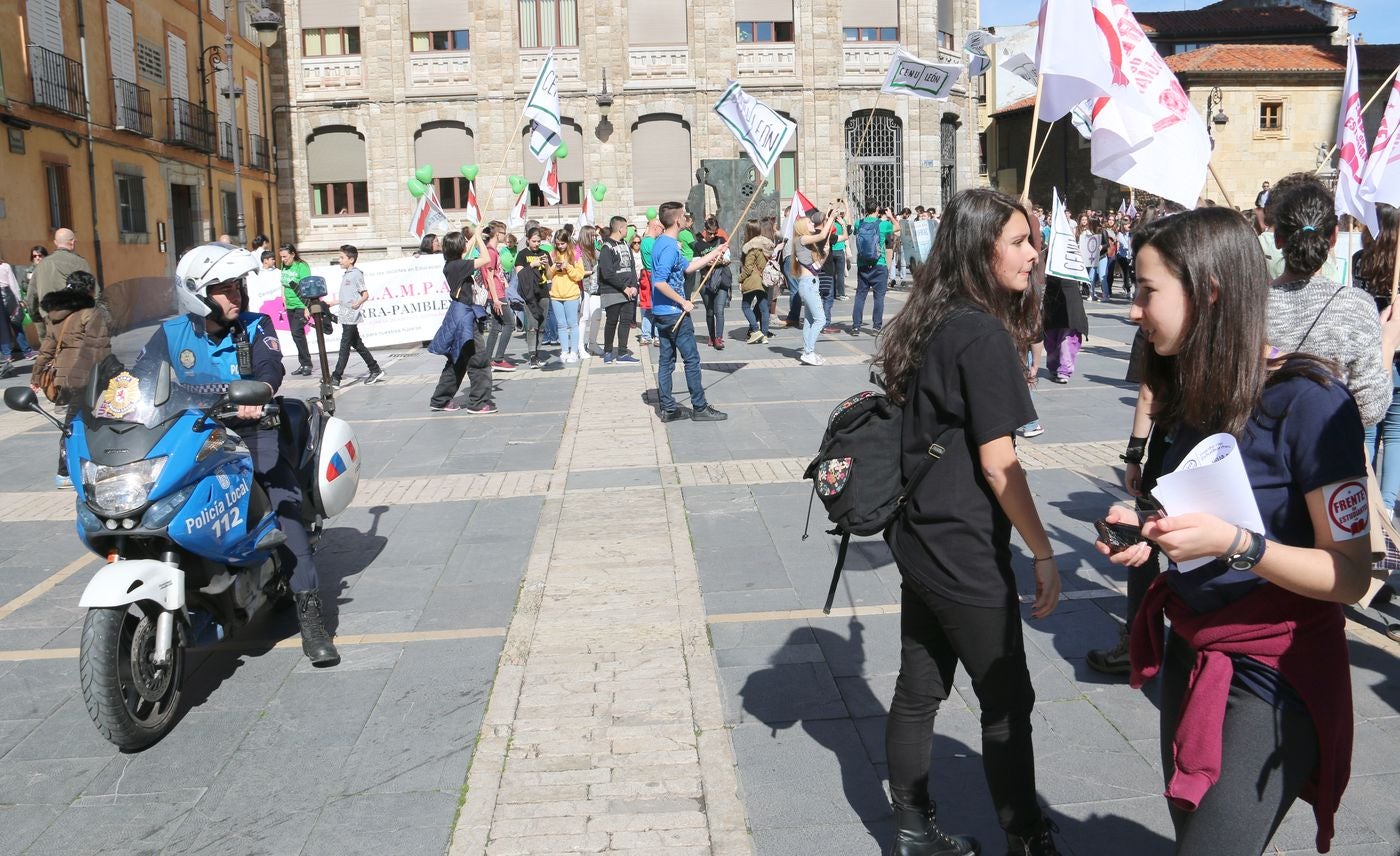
[{"xmin": 822, "ymin": 532, "xmax": 852, "ymax": 614}]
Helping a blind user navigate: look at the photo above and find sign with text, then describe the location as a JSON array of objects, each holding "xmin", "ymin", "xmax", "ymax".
[
  {"xmin": 713, "ymin": 81, "xmax": 797, "ymax": 177},
  {"xmin": 1046, "ymin": 188, "xmax": 1090, "ymax": 284},
  {"xmin": 881, "ymin": 48, "xmax": 963, "ymax": 102}
]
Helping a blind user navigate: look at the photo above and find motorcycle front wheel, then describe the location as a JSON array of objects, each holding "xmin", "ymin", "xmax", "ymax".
[{"xmin": 79, "ymin": 604, "xmax": 186, "ymax": 751}]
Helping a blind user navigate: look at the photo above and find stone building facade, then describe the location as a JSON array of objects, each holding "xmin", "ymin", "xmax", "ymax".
[
  {"xmin": 266, "ymin": 0, "xmax": 983, "ymax": 261},
  {"xmin": 1, "ymin": 0, "xmax": 278, "ymax": 282}
]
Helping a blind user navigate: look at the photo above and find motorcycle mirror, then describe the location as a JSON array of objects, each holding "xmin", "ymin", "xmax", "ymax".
[
  {"xmin": 296, "ymin": 276, "xmax": 329, "ymax": 300},
  {"xmin": 227, "ymin": 380, "xmax": 273, "ymax": 407},
  {"xmin": 3, "ymin": 386, "xmax": 38, "ymax": 413}
]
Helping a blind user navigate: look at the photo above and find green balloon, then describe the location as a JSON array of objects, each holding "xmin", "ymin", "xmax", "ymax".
[
  {"xmin": 509, "ymin": 174, "xmax": 528, "ymax": 195},
  {"xmin": 646, "ymin": 206, "xmax": 659, "ymax": 220},
  {"xmin": 460, "ymin": 164, "xmax": 479, "ymax": 181},
  {"xmin": 555, "ymin": 142, "xmax": 569, "ymax": 159},
  {"xmin": 591, "ymin": 183, "xmax": 606, "ymax": 202},
  {"xmin": 540, "ymin": 242, "xmax": 555, "ymax": 253},
  {"xmin": 407, "ymin": 178, "xmax": 427, "ymax": 198},
  {"xmin": 415, "ymin": 164, "xmax": 434, "ymax": 184},
  {"xmin": 626, "ymin": 225, "xmax": 636, "ymax": 241}
]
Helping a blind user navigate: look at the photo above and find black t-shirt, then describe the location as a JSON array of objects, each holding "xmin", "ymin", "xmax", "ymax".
[{"xmin": 886, "ymin": 308, "xmax": 1037, "ymax": 607}]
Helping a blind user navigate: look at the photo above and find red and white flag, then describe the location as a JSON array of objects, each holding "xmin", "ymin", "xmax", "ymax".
[
  {"xmin": 539, "ymin": 157, "xmax": 561, "ymax": 206},
  {"xmin": 1036, "ymin": 0, "xmax": 1146, "ymax": 125},
  {"xmin": 408, "ymin": 184, "xmax": 450, "ymax": 240},
  {"xmin": 463, "ymin": 180, "xmax": 482, "ymax": 225},
  {"xmin": 1332, "ymin": 35, "xmax": 1371, "ymax": 225},
  {"xmin": 576, "ymin": 190, "xmax": 595, "ymax": 231},
  {"xmin": 1360, "ymin": 72, "xmax": 1400, "ymax": 235},
  {"xmin": 782, "ymin": 189, "xmax": 817, "ymax": 240},
  {"xmin": 507, "ymin": 188, "xmax": 529, "ymax": 230}
]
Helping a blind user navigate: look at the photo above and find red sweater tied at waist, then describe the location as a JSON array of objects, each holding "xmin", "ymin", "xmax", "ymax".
[{"xmin": 1129, "ymin": 574, "xmax": 1352, "ymax": 853}]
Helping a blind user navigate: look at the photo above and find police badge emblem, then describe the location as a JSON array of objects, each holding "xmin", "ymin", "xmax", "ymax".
[
  {"xmin": 179, "ymin": 349, "xmax": 197, "ymax": 369},
  {"xmin": 96, "ymin": 372, "xmax": 142, "ymax": 419}
]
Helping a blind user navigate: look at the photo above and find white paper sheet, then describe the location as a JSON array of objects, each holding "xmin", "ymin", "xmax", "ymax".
[{"xmin": 1149, "ymin": 433, "xmax": 1265, "ymax": 573}]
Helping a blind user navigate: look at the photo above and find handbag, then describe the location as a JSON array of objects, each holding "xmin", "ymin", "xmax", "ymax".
[{"xmin": 35, "ymin": 313, "xmax": 79, "ymax": 404}]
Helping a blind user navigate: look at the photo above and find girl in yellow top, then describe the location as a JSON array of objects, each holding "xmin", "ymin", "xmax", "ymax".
[{"xmin": 548, "ymin": 230, "xmax": 586, "ymax": 363}]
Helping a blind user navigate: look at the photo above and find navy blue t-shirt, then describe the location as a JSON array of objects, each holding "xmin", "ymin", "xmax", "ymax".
[{"xmin": 1159, "ymin": 370, "xmax": 1364, "ymax": 702}]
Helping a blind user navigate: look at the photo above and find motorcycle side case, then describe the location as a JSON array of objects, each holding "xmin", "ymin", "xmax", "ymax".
[{"xmin": 315, "ymin": 416, "xmax": 360, "ymax": 518}]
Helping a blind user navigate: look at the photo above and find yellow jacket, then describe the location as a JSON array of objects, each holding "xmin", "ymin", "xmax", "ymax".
[{"xmin": 548, "ymin": 256, "xmax": 585, "ymax": 301}]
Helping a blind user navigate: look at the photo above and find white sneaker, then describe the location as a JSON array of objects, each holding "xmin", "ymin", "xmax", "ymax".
[
  {"xmin": 562, "ymin": 353, "xmax": 577, "ymax": 363},
  {"xmin": 799, "ymin": 352, "xmax": 825, "ymax": 366}
]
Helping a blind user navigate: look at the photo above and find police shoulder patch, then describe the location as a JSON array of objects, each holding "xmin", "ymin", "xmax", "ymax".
[
  {"xmin": 262, "ymin": 336, "xmax": 281, "ymax": 352},
  {"xmin": 179, "ymin": 348, "xmax": 196, "ymax": 368}
]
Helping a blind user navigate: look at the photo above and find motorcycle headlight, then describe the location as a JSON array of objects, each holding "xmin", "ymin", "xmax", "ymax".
[{"xmin": 82, "ymin": 457, "xmax": 167, "ymax": 516}]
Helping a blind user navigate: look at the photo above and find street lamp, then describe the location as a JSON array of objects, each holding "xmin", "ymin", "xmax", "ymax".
[
  {"xmin": 594, "ymin": 69, "xmax": 614, "ymax": 142},
  {"xmin": 1205, "ymin": 86, "xmax": 1228, "ymax": 149},
  {"xmin": 218, "ymin": 1, "xmax": 281, "ymax": 246}
]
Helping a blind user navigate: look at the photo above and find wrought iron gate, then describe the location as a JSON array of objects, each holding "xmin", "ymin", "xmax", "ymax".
[
  {"xmin": 846, "ymin": 112, "xmax": 903, "ymax": 210},
  {"xmin": 940, "ymin": 116, "xmax": 959, "ymax": 206}
]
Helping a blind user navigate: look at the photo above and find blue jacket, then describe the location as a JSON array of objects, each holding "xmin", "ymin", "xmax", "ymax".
[{"xmin": 428, "ymin": 300, "xmax": 484, "ymax": 361}]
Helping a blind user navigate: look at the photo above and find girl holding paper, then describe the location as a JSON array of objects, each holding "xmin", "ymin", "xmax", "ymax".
[{"xmin": 1097, "ymin": 206, "xmax": 1372, "ymax": 856}]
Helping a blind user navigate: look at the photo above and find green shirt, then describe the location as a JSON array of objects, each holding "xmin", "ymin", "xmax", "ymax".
[
  {"xmin": 280, "ymin": 260, "xmax": 311, "ymax": 309},
  {"xmin": 678, "ymin": 229, "xmax": 695, "ymax": 262},
  {"xmin": 499, "ymin": 246, "xmax": 517, "ymax": 273},
  {"xmin": 831, "ymin": 220, "xmax": 847, "ymax": 253},
  {"xmin": 855, "ymin": 216, "xmax": 893, "ymax": 267},
  {"xmin": 641, "ymin": 236, "xmax": 656, "ymax": 270}
]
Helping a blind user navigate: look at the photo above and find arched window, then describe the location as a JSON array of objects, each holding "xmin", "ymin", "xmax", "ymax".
[
  {"xmin": 520, "ymin": 118, "xmax": 584, "ymax": 205},
  {"xmin": 846, "ymin": 110, "xmax": 902, "ymax": 210},
  {"xmin": 631, "ymin": 114, "xmax": 692, "ymax": 207},
  {"xmin": 307, "ymin": 126, "xmax": 368, "ymax": 216},
  {"xmin": 415, "ymin": 121, "xmax": 476, "ymax": 210}
]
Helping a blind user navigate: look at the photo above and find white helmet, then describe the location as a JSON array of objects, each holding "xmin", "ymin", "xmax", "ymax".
[{"xmin": 175, "ymin": 242, "xmax": 260, "ymax": 317}]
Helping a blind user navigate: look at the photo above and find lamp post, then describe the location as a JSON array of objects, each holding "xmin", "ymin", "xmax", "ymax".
[
  {"xmin": 210, "ymin": 3, "xmax": 281, "ymax": 246},
  {"xmin": 594, "ymin": 69, "xmax": 614, "ymax": 142},
  {"xmin": 1205, "ymin": 86, "xmax": 1229, "ymax": 149}
]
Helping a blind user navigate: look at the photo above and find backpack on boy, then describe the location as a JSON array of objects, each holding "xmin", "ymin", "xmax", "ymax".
[{"xmin": 855, "ymin": 218, "xmax": 882, "ymax": 269}]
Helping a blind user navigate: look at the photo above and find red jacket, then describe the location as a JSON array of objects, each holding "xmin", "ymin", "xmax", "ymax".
[{"xmin": 1130, "ymin": 575, "xmax": 1352, "ymax": 853}]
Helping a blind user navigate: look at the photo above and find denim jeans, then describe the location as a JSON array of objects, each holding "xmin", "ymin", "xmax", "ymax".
[
  {"xmin": 550, "ymin": 298, "xmax": 580, "ymax": 355},
  {"xmin": 831, "ymin": 251, "xmax": 847, "ymax": 298},
  {"xmin": 655, "ymin": 312, "xmax": 707, "ymax": 413},
  {"xmin": 1093, "ymin": 257, "xmax": 1110, "ymax": 300},
  {"xmin": 703, "ymin": 287, "xmax": 730, "ymax": 341},
  {"xmin": 793, "ymin": 275, "xmax": 825, "ymax": 355},
  {"xmin": 542, "ymin": 302, "xmax": 560, "ymax": 342},
  {"xmin": 640, "ymin": 309, "xmax": 654, "ymax": 340},
  {"xmin": 741, "ymin": 291, "xmax": 770, "ymax": 335},
  {"xmin": 852, "ymin": 264, "xmax": 887, "ymax": 331},
  {"xmin": 1364, "ymin": 362, "xmax": 1400, "ymax": 515}
]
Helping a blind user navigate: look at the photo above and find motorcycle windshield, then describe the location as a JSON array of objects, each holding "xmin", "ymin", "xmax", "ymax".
[{"xmin": 77, "ymin": 278, "xmax": 231, "ymax": 428}]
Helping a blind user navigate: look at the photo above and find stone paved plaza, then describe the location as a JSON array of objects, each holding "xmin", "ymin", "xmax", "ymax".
[{"xmin": 0, "ymin": 296, "xmax": 1396, "ymax": 855}]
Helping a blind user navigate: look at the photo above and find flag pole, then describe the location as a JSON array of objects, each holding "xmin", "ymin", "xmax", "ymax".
[
  {"xmin": 1389, "ymin": 226, "xmax": 1400, "ymax": 304},
  {"xmin": 1021, "ymin": 74, "xmax": 1045, "ymax": 203},
  {"xmin": 1318, "ymin": 64, "xmax": 1400, "ymax": 170},
  {"xmin": 849, "ymin": 92, "xmax": 887, "ymax": 204},
  {"xmin": 693, "ymin": 174, "xmax": 770, "ymax": 296},
  {"xmin": 461, "ymin": 141, "xmax": 521, "ymax": 258},
  {"xmin": 1206, "ymin": 162, "xmax": 1237, "ymax": 210},
  {"xmin": 1029, "ymin": 119, "xmax": 1056, "ymax": 180}
]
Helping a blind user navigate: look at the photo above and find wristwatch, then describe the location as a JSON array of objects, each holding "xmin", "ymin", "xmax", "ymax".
[{"xmin": 1225, "ymin": 529, "xmax": 1266, "ymax": 571}]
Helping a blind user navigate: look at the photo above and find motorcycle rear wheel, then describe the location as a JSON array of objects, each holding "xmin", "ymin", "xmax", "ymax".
[{"xmin": 79, "ymin": 605, "xmax": 186, "ymax": 751}]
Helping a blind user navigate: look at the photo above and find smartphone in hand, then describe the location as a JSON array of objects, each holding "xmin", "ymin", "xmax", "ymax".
[{"xmin": 1094, "ymin": 519, "xmax": 1144, "ymax": 552}]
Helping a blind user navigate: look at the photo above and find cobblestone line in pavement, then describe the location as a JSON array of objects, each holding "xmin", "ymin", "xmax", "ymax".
[{"xmin": 450, "ymin": 355, "xmax": 752, "ymax": 855}]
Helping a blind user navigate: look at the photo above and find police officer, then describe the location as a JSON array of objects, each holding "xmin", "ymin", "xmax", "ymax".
[{"xmin": 155, "ymin": 242, "xmax": 339, "ymax": 666}]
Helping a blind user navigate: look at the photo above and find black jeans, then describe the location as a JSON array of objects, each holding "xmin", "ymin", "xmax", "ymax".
[
  {"xmin": 602, "ymin": 299, "xmax": 633, "ymax": 354},
  {"xmin": 247, "ymin": 426, "xmax": 318, "ymax": 593},
  {"xmin": 831, "ymin": 251, "xmax": 847, "ymax": 299},
  {"xmin": 331, "ymin": 323, "xmax": 379, "ymax": 380},
  {"xmin": 485, "ymin": 304, "xmax": 515, "ymax": 363},
  {"xmin": 886, "ymin": 578, "xmax": 1041, "ymax": 834},
  {"xmin": 288, "ymin": 307, "xmax": 311, "ymax": 368},
  {"xmin": 430, "ymin": 327, "xmax": 492, "ymax": 408},
  {"xmin": 1159, "ymin": 633, "xmax": 1317, "ymax": 855}
]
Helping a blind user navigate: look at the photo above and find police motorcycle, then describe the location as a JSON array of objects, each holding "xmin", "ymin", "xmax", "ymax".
[{"xmin": 2, "ymin": 265, "xmax": 361, "ymax": 751}]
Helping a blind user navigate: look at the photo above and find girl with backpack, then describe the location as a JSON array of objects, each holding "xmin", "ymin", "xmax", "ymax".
[
  {"xmin": 739, "ymin": 220, "xmax": 773, "ymax": 344},
  {"xmin": 1098, "ymin": 206, "xmax": 1374, "ymax": 855},
  {"xmin": 873, "ymin": 188, "xmax": 1062, "ymax": 856}
]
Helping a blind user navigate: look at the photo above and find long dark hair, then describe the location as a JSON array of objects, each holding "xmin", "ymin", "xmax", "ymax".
[
  {"xmin": 1356, "ymin": 203, "xmax": 1399, "ymax": 297},
  {"xmin": 875, "ymin": 188, "xmax": 1040, "ymax": 404},
  {"xmin": 1134, "ymin": 207, "xmax": 1271, "ymax": 436},
  {"xmin": 1272, "ymin": 182, "xmax": 1338, "ymax": 277}
]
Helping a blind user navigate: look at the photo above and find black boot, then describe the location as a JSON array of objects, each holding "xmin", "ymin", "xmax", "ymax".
[
  {"xmin": 1005, "ymin": 817, "xmax": 1060, "ymax": 856},
  {"xmin": 891, "ymin": 803, "xmax": 980, "ymax": 856},
  {"xmin": 294, "ymin": 591, "xmax": 340, "ymax": 667}
]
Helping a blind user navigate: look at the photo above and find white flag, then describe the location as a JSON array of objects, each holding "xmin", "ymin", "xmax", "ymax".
[
  {"xmin": 1036, "ymin": 0, "xmax": 1135, "ymax": 121},
  {"xmin": 408, "ymin": 185, "xmax": 450, "ymax": 241},
  {"xmin": 524, "ymin": 52, "xmax": 562, "ymax": 163},
  {"xmin": 881, "ymin": 48, "xmax": 964, "ymax": 102},
  {"xmin": 1360, "ymin": 71, "xmax": 1400, "ymax": 234},
  {"xmin": 507, "ymin": 188, "xmax": 529, "ymax": 230},
  {"xmin": 1047, "ymin": 188, "xmax": 1091, "ymax": 283},
  {"xmin": 1002, "ymin": 51, "xmax": 1039, "ymax": 88},
  {"xmin": 782, "ymin": 189, "xmax": 817, "ymax": 241},
  {"xmin": 1336, "ymin": 37, "xmax": 1371, "ymax": 224},
  {"xmin": 965, "ymin": 29, "xmax": 1004, "ymax": 78},
  {"xmin": 1080, "ymin": 1, "xmax": 1211, "ymax": 209},
  {"xmin": 713, "ymin": 81, "xmax": 797, "ymax": 177},
  {"xmin": 462, "ymin": 180, "xmax": 482, "ymax": 225},
  {"xmin": 539, "ymin": 157, "xmax": 561, "ymax": 206}
]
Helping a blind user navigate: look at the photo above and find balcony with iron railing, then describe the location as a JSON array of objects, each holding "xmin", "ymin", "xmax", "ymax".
[
  {"xmin": 249, "ymin": 133, "xmax": 270, "ymax": 170},
  {"xmin": 112, "ymin": 78, "xmax": 153, "ymax": 137},
  {"xmin": 166, "ymin": 97, "xmax": 215, "ymax": 153},
  {"xmin": 217, "ymin": 122, "xmax": 246, "ymax": 162},
  {"xmin": 29, "ymin": 44, "xmax": 85, "ymax": 117}
]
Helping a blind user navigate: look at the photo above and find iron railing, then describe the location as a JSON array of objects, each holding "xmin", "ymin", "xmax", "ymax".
[
  {"xmin": 112, "ymin": 78, "xmax": 153, "ymax": 137},
  {"xmin": 166, "ymin": 97, "xmax": 215, "ymax": 153},
  {"xmin": 249, "ymin": 133, "xmax": 270, "ymax": 170},
  {"xmin": 29, "ymin": 44, "xmax": 85, "ymax": 117},
  {"xmin": 217, "ymin": 122, "xmax": 245, "ymax": 162}
]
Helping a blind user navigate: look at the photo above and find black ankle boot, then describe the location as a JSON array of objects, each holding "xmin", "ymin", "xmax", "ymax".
[
  {"xmin": 1005, "ymin": 817, "xmax": 1060, "ymax": 856},
  {"xmin": 294, "ymin": 590, "xmax": 340, "ymax": 667},
  {"xmin": 891, "ymin": 803, "xmax": 980, "ymax": 856}
]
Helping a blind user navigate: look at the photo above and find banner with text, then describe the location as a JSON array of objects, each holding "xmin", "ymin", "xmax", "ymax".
[
  {"xmin": 881, "ymin": 48, "xmax": 964, "ymax": 101},
  {"xmin": 714, "ymin": 81, "xmax": 797, "ymax": 177},
  {"xmin": 1046, "ymin": 188, "xmax": 1091, "ymax": 283}
]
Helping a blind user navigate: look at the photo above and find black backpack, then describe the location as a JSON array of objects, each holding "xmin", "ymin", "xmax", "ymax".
[{"xmin": 803, "ymin": 312, "xmax": 966, "ymax": 612}]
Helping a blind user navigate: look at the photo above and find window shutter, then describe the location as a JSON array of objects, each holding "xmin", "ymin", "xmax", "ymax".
[
  {"xmin": 627, "ymin": 0, "xmax": 686, "ymax": 45},
  {"xmin": 167, "ymin": 33, "xmax": 189, "ymax": 101},
  {"xmin": 245, "ymin": 76, "xmax": 261, "ymax": 138},
  {"xmin": 415, "ymin": 124, "xmax": 475, "ymax": 174},
  {"xmin": 209, "ymin": 0, "xmax": 224, "ymax": 21},
  {"xmin": 107, "ymin": 1, "xmax": 137, "ymax": 83},
  {"xmin": 733, "ymin": 0, "xmax": 792, "ymax": 22},
  {"xmin": 26, "ymin": 0, "xmax": 64, "ymax": 53},
  {"xmin": 844, "ymin": 0, "xmax": 898, "ymax": 28},
  {"xmin": 300, "ymin": 0, "xmax": 360, "ymax": 30},
  {"xmin": 408, "ymin": 0, "xmax": 470, "ymax": 32},
  {"xmin": 308, "ymin": 130, "xmax": 367, "ymax": 183}
]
